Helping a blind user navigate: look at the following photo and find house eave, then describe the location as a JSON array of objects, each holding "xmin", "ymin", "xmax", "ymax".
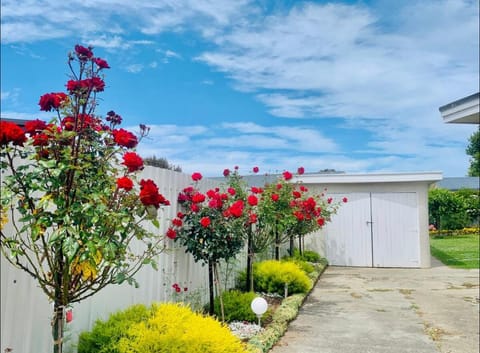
[{"xmin": 439, "ymin": 92, "xmax": 480, "ymax": 124}]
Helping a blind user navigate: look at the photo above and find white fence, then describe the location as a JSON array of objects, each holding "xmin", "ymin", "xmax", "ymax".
[{"xmin": 0, "ymin": 167, "xmax": 248, "ymax": 353}]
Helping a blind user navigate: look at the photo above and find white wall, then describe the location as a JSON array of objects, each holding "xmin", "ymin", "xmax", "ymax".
[{"xmin": 1, "ymin": 167, "xmax": 246, "ymax": 353}]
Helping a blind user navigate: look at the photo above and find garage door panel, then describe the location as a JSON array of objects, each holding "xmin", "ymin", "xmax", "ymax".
[
  {"xmin": 371, "ymin": 193, "xmax": 419, "ymax": 267},
  {"xmin": 325, "ymin": 193, "xmax": 372, "ymax": 266}
]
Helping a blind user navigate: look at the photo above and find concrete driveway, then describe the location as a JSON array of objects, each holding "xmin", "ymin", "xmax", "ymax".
[{"xmin": 270, "ymin": 258, "xmax": 479, "ymax": 353}]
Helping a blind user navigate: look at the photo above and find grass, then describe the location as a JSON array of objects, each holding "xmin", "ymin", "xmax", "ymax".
[{"xmin": 430, "ymin": 232, "xmax": 479, "ymax": 269}]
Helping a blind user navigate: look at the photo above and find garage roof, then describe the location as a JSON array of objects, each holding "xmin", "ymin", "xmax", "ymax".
[
  {"xmin": 293, "ymin": 171, "xmax": 443, "ymax": 184},
  {"xmin": 439, "ymin": 92, "xmax": 480, "ymax": 124}
]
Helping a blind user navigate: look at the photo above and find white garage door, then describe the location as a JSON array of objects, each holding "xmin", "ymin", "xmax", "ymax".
[{"xmin": 325, "ymin": 192, "xmax": 420, "ymax": 267}]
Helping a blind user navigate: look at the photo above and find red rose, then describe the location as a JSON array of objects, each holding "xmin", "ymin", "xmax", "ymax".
[
  {"xmin": 342, "ymin": 197, "xmax": 348, "ymax": 203},
  {"xmin": 292, "ymin": 191, "xmax": 301, "ymax": 199},
  {"xmin": 297, "ymin": 167, "xmax": 305, "ymax": 175},
  {"xmin": 139, "ymin": 179, "xmax": 168, "ymax": 208},
  {"xmin": 25, "ymin": 119, "xmax": 47, "ymax": 135},
  {"xmin": 113, "ymin": 129, "xmax": 138, "ymax": 148},
  {"xmin": 94, "ymin": 57, "xmax": 110, "ymax": 69},
  {"xmin": 271, "ymin": 194, "xmax": 279, "ymax": 202},
  {"xmin": 191, "ymin": 172, "xmax": 202, "ymax": 181},
  {"xmin": 122, "ymin": 152, "xmax": 144, "ymax": 172},
  {"xmin": 192, "ymin": 193, "xmax": 206, "ymax": 203},
  {"xmin": 166, "ymin": 228, "xmax": 177, "ymax": 239},
  {"xmin": 247, "ymin": 195, "xmax": 258, "ymax": 206},
  {"xmin": 66, "ymin": 80, "xmax": 86, "ymax": 93},
  {"xmin": 227, "ymin": 187, "xmax": 236, "ymax": 196},
  {"xmin": 276, "ymin": 183, "xmax": 282, "ymax": 190},
  {"xmin": 252, "ymin": 166, "xmax": 259, "ymax": 173},
  {"xmin": 190, "ymin": 204, "xmax": 200, "ymax": 213},
  {"xmin": 38, "ymin": 92, "xmax": 68, "ymax": 111},
  {"xmin": 248, "ymin": 213, "xmax": 258, "ymax": 224},
  {"xmin": 88, "ymin": 77, "xmax": 105, "ymax": 92},
  {"xmin": 327, "ymin": 197, "xmax": 333, "ymax": 204},
  {"xmin": 300, "ymin": 185, "xmax": 308, "ymax": 192},
  {"xmin": 177, "ymin": 212, "xmax": 185, "ymax": 219},
  {"xmin": 200, "ymin": 217, "xmax": 211, "ymax": 228},
  {"xmin": 0, "ymin": 121, "xmax": 26, "ymax": 146},
  {"xmin": 75, "ymin": 45, "xmax": 93, "ymax": 60},
  {"xmin": 32, "ymin": 133, "xmax": 50, "ymax": 146},
  {"xmin": 117, "ymin": 176, "xmax": 134, "ymax": 191},
  {"xmin": 223, "ymin": 169, "xmax": 230, "ymax": 177},
  {"xmin": 172, "ymin": 218, "xmax": 183, "ymax": 227},
  {"xmin": 317, "ymin": 218, "xmax": 325, "ymax": 226},
  {"xmin": 283, "ymin": 171, "xmax": 293, "ymax": 180},
  {"xmin": 228, "ymin": 200, "xmax": 244, "ymax": 218}
]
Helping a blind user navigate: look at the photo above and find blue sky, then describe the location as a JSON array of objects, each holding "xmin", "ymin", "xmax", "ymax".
[{"xmin": 1, "ymin": 0, "xmax": 478, "ymax": 177}]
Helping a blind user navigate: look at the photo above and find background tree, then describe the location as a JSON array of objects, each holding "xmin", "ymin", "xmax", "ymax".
[
  {"xmin": 0, "ymin": 45, "xmax": 169, "ymax": 353},
  {"xmin": 466, "ymin": 130, "xmax": 479, "ymax": 176},
  {"xmin": 428, "ymin": 188, "xmax": 469, "ymax": 230},
  {"xmin": 143, "ymin": 155, "xmax": 182, "ymax": 172}
]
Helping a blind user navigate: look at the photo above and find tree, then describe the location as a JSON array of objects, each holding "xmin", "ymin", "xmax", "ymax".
[
  {"xmin": 428, "ymin": 188, "xmax": 469, "ymax": 230},
  {"xmin": 143, "ymin": 155, "xmax": 182, "ymax": 172},
  {"xmin": 167, "ymin": 172, "xmax": 247, "ymax": 316},
  {"xmin": 466, "ymin": 130, "xmax": 479, "ymax": 176},
  {"xmin": 0, "ymin": 45, "xmax": 170, "ymax": 353}
]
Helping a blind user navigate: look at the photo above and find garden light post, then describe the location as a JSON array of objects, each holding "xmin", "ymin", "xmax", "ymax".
[{"xmin": 251, "ymin": 297, "xmax": 268, "ymax": 326}]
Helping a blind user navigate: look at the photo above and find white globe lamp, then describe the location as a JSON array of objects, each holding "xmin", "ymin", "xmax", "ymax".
[{"xmin": 251, "ymin": 297, "xmax": 268, "ymax": 326}]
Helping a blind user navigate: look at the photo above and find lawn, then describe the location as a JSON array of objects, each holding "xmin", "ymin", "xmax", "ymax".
[{"xmin": 430, "ymin": 232, "xmax": 479, "ymax": 269}]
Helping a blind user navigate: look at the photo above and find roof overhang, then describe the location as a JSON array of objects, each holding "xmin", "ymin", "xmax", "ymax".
[
  {"xmin": 293, "ymin": 171, "xmax": 443, "ymax": 185},
  {"xmin": 439, "ymin": 92, "xmax": 480, "ymax": 124}
]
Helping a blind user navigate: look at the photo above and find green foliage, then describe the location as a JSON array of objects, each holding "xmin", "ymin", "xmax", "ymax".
[
  {"xmin": 292, "ymin": 249, "xmax": 322, "ymax": 263},
  {"xmin": 428, "ymin": 188, "xmax": 470, "ymax": 230},
  {"xmin": 466, "ymin": 130, "xmax": 479, "ymax": 176},
  {"xmin": 254, "ymin": 260, "xmax": 311, "ymax": 295},
  {"xmin": 283, "ymin": 257, "xmax": 315, "ymax": 274},
  {"xmin": 213, "ymin": 290, "xmax": 265, "ymax": 323},
  {"xmin": 77, "ymin": 304, "xmax": 151, "ymax": 353},
  {"xmin": 116, "ymin": 303, "xmax": 249, "ymax": 353},
  {"xmin": 455, "ymin": 188, "xmax": 480, "ymax": 226}
]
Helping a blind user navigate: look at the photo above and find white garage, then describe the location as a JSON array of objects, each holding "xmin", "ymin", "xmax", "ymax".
[{"xmin": 295, "ymin": 172, "xmax": 442, "ymax": 268}]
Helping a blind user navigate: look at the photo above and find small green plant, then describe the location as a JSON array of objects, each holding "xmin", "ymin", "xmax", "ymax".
[
  {"xmin": 213, "ymin": 290, "xmax": 271, "ymax": 323},
  {"xmin": 254, "ymin": 260, "xmax": 311, "ymax": 295},
  {"xmin": 293, "ymin": 249, "xmax": 322, "ymax": 263},
  {"xmin": 77, "ymin": 304, "xmax": 151, "ymax": 353},
  {"xmin": 117, "ymin": 303, "xmax": 249, "ymax": 353},
  {"xmin": 284, "ymin": 258, "xmax": 315, "ymax": 274}
]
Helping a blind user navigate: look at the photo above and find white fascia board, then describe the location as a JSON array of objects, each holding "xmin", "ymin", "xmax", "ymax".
[
  {"xmin": 440, "ymin": 94, "xmax": 480, "ymax": 124},
  {"xmin": 292, "ymin": 171, "xmax": 443, "ymax": 185}
]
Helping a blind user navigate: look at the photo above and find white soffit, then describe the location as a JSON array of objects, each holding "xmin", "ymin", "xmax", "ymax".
[
  {"xmin": 439, "ymin": 92, "xmax": 480, "ymax": 124},
  {"xmin": 293, "ymin": 171, "xmax": 443, "ymax": 184}
]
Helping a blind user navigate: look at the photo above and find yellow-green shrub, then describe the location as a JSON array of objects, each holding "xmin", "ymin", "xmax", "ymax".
[
  {"xmin": 117, "ymin": 303, "xmax": 249, "ymax": 353},
  {"xmin": 255, "ymin": 260, "xmax": 311, "ymax": 295}
]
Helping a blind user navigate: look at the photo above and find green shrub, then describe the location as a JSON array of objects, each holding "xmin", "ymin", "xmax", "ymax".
[
  {"xmin": 77, "ymin": 304, "xmax": 151, "ymax": 353},
  {"xmin": 117, "ymin": 303, "xmax": 249, "ymax": 353},
  {"xmin": 284, "ymin": 258, "xmax": 315, "ymax": 274},
  {"xmin": 254, "ymin": 260, "xmax": 311, "ymax": 295},
  {"xmin": 214, "ymin": 290, "xmax": 258, "ymax": 323}
]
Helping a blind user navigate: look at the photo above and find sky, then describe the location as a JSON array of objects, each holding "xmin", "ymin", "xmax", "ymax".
[{"xmin": 1, "ymin": 0, "xmax": 479, "ymax": 178}]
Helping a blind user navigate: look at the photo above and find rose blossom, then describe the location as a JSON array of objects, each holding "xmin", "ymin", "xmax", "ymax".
[
  {"xmin": 38, "ymin": 92, "xmax": 68, "ymax": 111},
  {"xmin": 25, "ymin": 119, "xmax": 47, "ymax": 136},
  {"xmin": 200, "ymin": 217, "xmax": 211, "ymax": 228},
  {"xmin": 117, "ymin": 176, "xmax": 134, "ymax": 191},
  {"xmin": 297, "ymin": 167, "xmax": 305, "ymax": 175},
  {"xmin": 191, "ymin": 172, "xmax": 202, "ymax": 181},
  {"xmin": 113, "ymin": 129, "xmax": 138, "ymax": 148},
  {"xmin": 271, "ymin": 193, "xmax": 279, "ymax": 202},
  {"xmin": 223, "ymin": 169, "xmax": 230, "ymax": 177},
  {"xmin": 139, "ymin": 179, "xmax": 168, "ymax": 208},
  {"xmin": 252, "ymin": 166, "xmax": 259, "ymax": 173},
  {"xmin": 0, "ymin": 121, "xmax": 27, "ymax": 146},
  {"xmin": 247, "ymin": 195, "xmax": 258, "ymax": 206},
  {"xmin": 166, "ymin": 228, "xmax": 177, "ymax": 239},
  {"xmin": 94, "ymin": 57, "xmax": 110, "ymax": 69},
  {"xmin": 74, "ymin": 45, "xmax": 93, "ymax": 60},
  {"xmin": 283, "ymin": 171, "xmax": 293, "ymax": 180},
  {"xmin": 122, "ymin": 152, "xmax": 144, "ymax": 172}
]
